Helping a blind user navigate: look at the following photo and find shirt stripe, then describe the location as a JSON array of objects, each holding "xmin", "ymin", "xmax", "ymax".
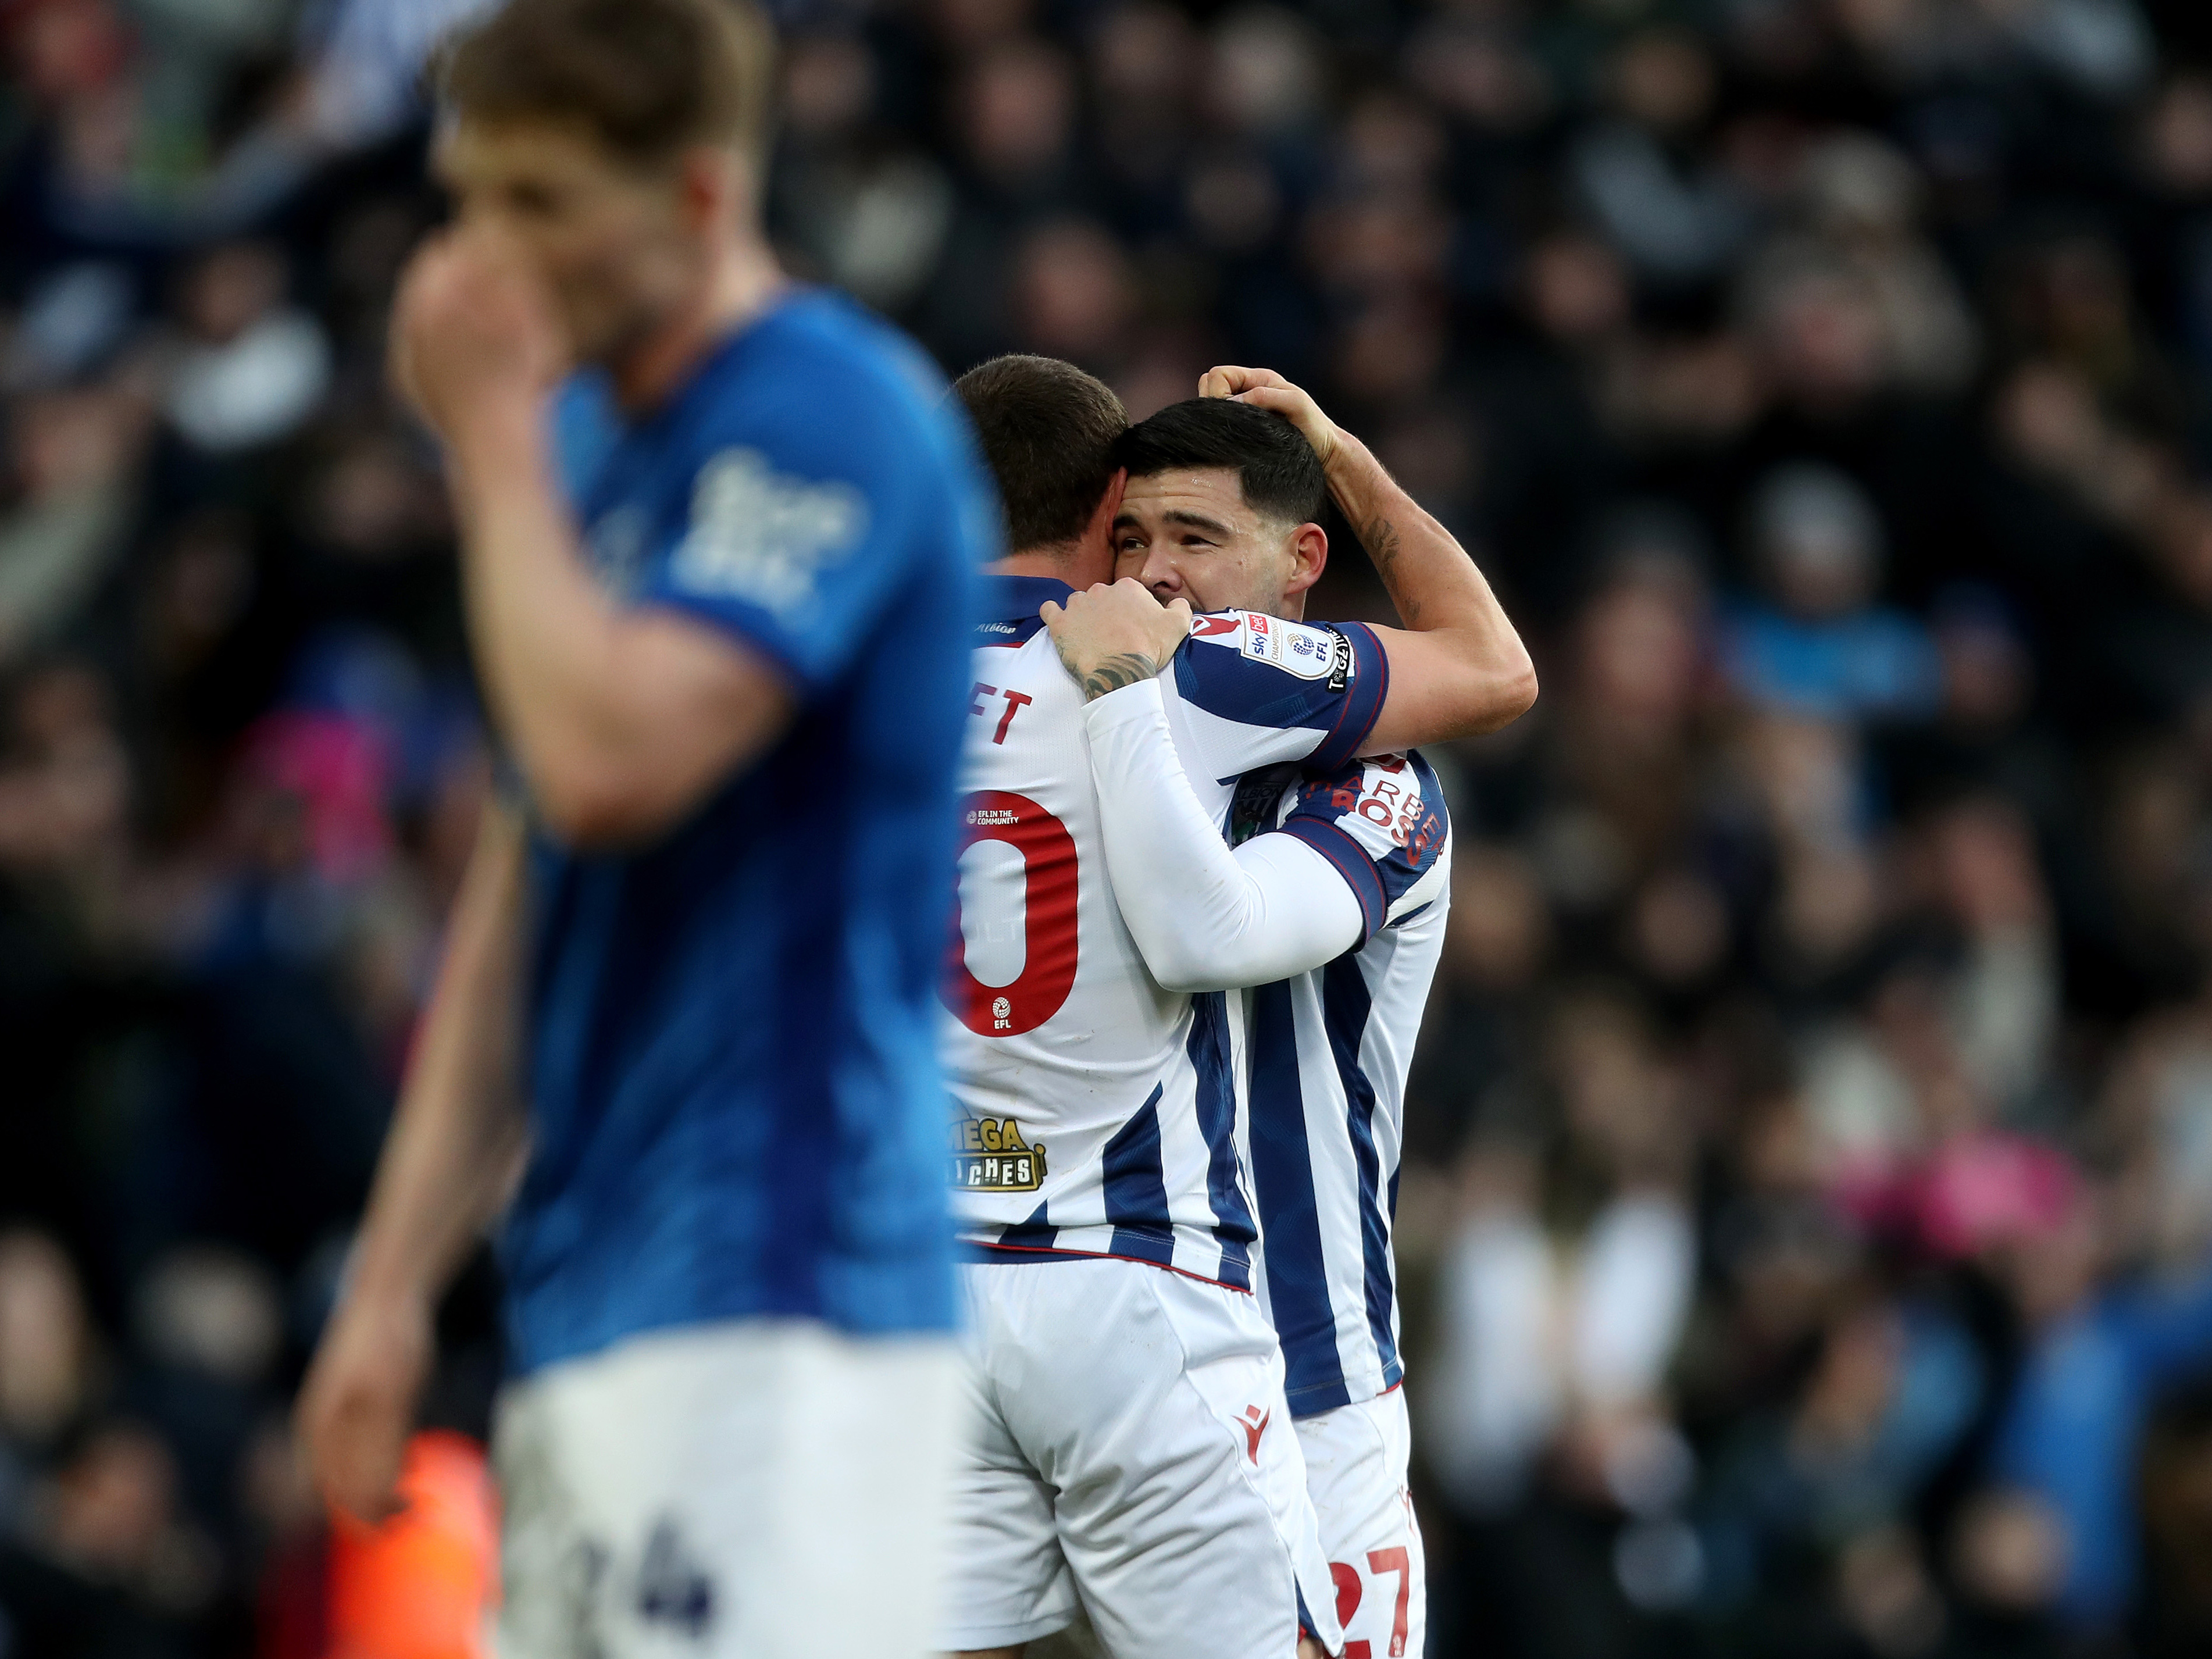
[
  {"xmin": 1101, "ymin": 1086, "xmax": 1175, "ymax": 1269},
  {"xmin": 1248, "ymin": 981, "xmax": 1353, "ymax": 1414},
  {"xmin": 997, "ymin": 1197, "xmax": 1057, "ymax": 1253},
  {"xmin": 1189, "ymin": 992, "xmax": 1255, "ymax": 1289},
  {"xmin": 1322, "ymin": 955, "xmax": 1403, "ymax": 1391},
  {"xmin": 1237, "ymin": 749, "xmax": 1449, "ymax": 1415}
]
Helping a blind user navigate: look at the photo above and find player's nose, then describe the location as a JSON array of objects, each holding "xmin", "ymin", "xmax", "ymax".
[
  {"xmin": 455, "ymin": 197, "xmax": 508, "ymax": 241},
  {"xmin": 1133, "ymin": 551, "xmax": 1183, "ymax": 598}
]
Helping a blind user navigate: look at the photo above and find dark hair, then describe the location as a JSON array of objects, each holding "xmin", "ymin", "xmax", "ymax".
[
  {"xmin": 441, "ymin": 0, "xmax": 776, "ymax": 166},
  {"xmin": 1112, "ymin": 398, "xmax": 1326, "ymax": 527},
  {"xmin": 954, "ymin": 355, "xmax": 1128, "ymax": 554}
]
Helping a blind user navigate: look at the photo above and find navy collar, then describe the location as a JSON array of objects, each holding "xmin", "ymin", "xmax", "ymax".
[{"xmin": 980, "ymin": 573, "xmax": 1075, "ymax": 621}]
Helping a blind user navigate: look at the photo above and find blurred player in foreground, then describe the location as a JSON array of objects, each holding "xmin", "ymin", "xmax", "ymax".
[
  {"xmin": 1054, "ymin": 369, "xmax": 1457, "ymax": 1659},
  {"xmin": 296, "ymin": 2, "xmax": 993, "ymax": 1654},
  {"xmin": 940, "ymin": 357, "xmax": 1532, "ymax": 1658}
]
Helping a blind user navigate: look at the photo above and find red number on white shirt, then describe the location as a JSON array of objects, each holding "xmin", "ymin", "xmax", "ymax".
[
  {"xmin": 941, "ymin": 790, "xmax": 1079, "ymax": 1037},
  {"xmin": 1330, "ymin": 1562, "xmax": 1369, "ymax": 1659},
  {"xmin": 1330, "ymin": 1547, "xmax": 1411, "ymax": 1659}
]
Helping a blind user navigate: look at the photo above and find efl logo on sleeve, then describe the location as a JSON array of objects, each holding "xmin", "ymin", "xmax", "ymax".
[
  {"xmin": 1239, "ymin": 613, "xmax": 1343, "ymax": 682},
  {"xmin": 951, "ymin": 1116, "xmax": 1048, "ymax": 1192}
]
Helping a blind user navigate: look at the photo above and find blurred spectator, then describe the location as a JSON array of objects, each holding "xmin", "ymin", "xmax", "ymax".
[
  {"xmin": 0, "ymin": 1229, "xmax": 95, "ymax": 1483},
  {"xmin": 2136, "ymin": 1383, "xmax": 2212, "ymax": 1658},
  {"xmin": 33, "ymin": 1418, "xmax": 220, "ymax": 1626},
  {"xmin": 0, "ymin": 384, "xmax": 147, "ymax": 666},
  {"xmin": 1572, "ymin": 28, "xmax": 1750, "ymax": 290},
  {"xmin": 1426, "ymin": 1162, "xmax": 1696, "ymax": 1516},
  {"xmin": 159, "ymin": 244, "xmax": 330, "ymax": 456},
  {"xmin": 1988, "ymin": 1194, "xmax": 2212, "ymax": 1633},
  {"xmin": 1722, "ymin": 462, "xmax": 1940, "ymax": 723},
  {"xmin": 1698, "ymin": 1291, "xmax": 1985, "ymax": 1641},
  {"xmin": 1011, "ymin": 217, "xmax": 1137, "ymax": 372},
  {"xmin": 1771, "ymin": 131, "xmax": 1981, "ymax": 399},
  {"xmin": 1944, "ymin": 1487, "xmax": 2072, "ymax": 1659},
  {"xmin": 771, "ymin": 35, "xmax": 953, "ymax": 314},
  {"xmin": 1422, "ymin": 990, "xmax": 1702, "ymax": 1648},
  {"xmin": 298, "ymin": 0, "xmax": 502, "ymax": 152}
]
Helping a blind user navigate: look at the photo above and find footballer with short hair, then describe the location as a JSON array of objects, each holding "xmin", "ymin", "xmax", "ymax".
[
  {"xmin": 1064, "ymin": 373, "xmax": 1475, "ymax": 1659},
  {"xmin": 296, "ymin": 2, "xmax": 993, "ymax": 1654}
]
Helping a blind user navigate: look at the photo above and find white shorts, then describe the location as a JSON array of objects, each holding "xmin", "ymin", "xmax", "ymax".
[
  {"xmin": 940, "ymin": 1257, "xmax": 1342, "ymax": 1657},
  {"xmin": 1298, "ymin": 1389, "xmax": 1428, "ymax": 1659},
  {"xmin": 491, "ymin": 1318, "xmax": 960, "ymax": 1659}
]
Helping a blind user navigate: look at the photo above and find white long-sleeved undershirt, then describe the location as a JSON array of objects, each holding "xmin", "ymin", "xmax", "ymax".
[{"xmin": 1082, "ymin": 677, "xmax": 1365, "ymax": 994}]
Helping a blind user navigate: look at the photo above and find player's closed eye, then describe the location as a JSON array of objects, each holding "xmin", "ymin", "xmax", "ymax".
[{"xmin": 502, "ymin": 183, "xmax": 562, "ymax": 219}]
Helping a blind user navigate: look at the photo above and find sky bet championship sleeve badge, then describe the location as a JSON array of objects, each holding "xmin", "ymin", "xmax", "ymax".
[
  {"xmin": 953, "ymin": 1116, "xmax": 1047, "ymax": 1191},
  {"xmin": 1233, "ymin": 612, "xmax": 1344, "ymax": 682}
]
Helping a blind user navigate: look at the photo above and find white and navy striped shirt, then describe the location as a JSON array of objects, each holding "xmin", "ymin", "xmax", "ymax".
[
  {"xmin": 943, "ymin": 577, "xmax": 1388, "ymax": 1289},
  {"xmin": 1230, "ymin": 752, "xmax": 1451, "ymax": 1413}
]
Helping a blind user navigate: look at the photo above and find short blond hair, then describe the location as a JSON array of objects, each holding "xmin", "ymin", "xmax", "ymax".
[{"xmin": 441, "ymin": 0, "xmax": 776, "ymax": 166}]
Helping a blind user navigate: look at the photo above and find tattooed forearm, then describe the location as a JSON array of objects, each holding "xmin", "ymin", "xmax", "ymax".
[
  {"xmin": 1362, "ymin": 513, "xmax": 1402, "ymax": 573},
  {"xmin": 1362, "ymin": 513, "xmax": 1419, "ymax": 623},
  {"xmin": 1078, "ymin": 652, "xmax": 1161, "ymax": 702}
]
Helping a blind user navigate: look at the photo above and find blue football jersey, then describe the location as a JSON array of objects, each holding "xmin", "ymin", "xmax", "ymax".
[{"xmin": 501, "ymin": 290, "xmax": 994, "ymax": 1374}]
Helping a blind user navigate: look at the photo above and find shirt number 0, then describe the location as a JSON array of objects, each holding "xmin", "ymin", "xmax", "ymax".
[{"xmin": 941, "ymin": 790, "xmax": 1079, "ymax": 1037}]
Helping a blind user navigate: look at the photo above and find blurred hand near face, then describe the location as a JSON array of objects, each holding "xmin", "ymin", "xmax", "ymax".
[{"xmin": 391, "ymin": 226, "xmax": 569, "ymax": 440}]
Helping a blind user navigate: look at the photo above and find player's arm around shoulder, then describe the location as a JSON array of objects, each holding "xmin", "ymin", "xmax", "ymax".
[
  {"xmin": 1039, "ymin": 576, "xmax": 1194, "ymax": 701},
  {"xmin": 1285, "ymin": 751, "xmax": 1451, "ymax": 870},
  {"xmin": 1045, "ymin": 583, "xmax": 1369, "ymax": 990},
  {"xmin": 1201, "ymin": 366, "xmax": 1537, "ymax": 751},
  {"xmin": 1261, "ymin": 750, "xmax": 1449, "ymax": 947}
]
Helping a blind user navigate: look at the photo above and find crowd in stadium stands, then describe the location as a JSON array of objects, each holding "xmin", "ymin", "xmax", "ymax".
[{"xmin": 3, "ymin": 0, "xmax": 2212, "ymax": 1653}]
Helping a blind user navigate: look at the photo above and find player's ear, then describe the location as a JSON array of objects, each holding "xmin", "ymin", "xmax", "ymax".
[
  {"xmin": 1075, "ymin": 468, "xmax": 1127, "ymax": 580},
  {"xmin": 678, "ymin": 145, "xmax": 746, "ymax": 231},
  {"xmin": 1085, "ymin": 469, "xmax": 1127, "ymax": 544},
  {"xmin": 1285, "ymin": 522, "xmax": 1328, "ymax": 598}
]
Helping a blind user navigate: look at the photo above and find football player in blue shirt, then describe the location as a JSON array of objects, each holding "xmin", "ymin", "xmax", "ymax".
[{"xmin": 295, "ymin": 3, "xmax": 993, "ymax": 1656}]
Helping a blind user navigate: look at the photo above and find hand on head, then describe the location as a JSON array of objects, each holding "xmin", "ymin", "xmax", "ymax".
[
  {"xmin": 1041, "ymin": 577, "xmax": 1194, "ymax": 702},
  {"xmin": 1198, "ymin": 365, "xmax": 1340, "ymax": 468}
]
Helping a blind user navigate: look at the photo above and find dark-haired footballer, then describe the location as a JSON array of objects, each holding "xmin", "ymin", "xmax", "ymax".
[
  {"xmin": 937, "ymin": 359, "xmax": 1533, "ymax": 1659},
  {"xmin": 1071, "ymin": 369, "xmax": 1479, "ymax": 1659},
  {"xmin": 294, "ymin": 2, "xmax": 994, "ymax": 1654}
]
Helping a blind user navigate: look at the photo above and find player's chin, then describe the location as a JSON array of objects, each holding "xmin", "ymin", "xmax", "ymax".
[
  {"xmin": 557, "ymin": 294, "xmax": 640, "ymax": 368},
  {"xmin": 560, "ymin": 315, "xmax": 622, "ymax": 368}
]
